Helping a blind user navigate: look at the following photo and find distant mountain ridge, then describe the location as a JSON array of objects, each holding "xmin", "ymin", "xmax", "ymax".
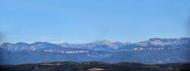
[{"xmin": 0, "ymin": 38, "xmax": 190, "ymax": 64}]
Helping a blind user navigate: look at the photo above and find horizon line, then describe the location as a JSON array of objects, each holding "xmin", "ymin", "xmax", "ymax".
[{"xmin": 1, "ymin": 37, "xmax": 189, "ymax": 44}]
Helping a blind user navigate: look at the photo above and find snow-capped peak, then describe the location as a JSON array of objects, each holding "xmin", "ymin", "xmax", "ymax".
[
  {"xmin": 138, "ymin": 38, "xmax": 179, "ymax": 46},
  {"xmin": 90, "ymin": 40, "xmax": 123, "ymax": 49}
]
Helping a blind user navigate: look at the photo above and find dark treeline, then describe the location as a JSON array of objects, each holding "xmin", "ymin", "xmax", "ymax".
[{"xmin": 0, "ymin": 61, "xmax": 190, "ymax": 71}]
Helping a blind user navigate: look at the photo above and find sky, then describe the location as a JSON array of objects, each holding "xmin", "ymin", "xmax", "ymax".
[{"xmin": 0, "ymin": 0, "xmax": 190, "ymax": 43}]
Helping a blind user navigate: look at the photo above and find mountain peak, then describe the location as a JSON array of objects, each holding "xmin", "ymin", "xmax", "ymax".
[
  {"xmin": 90, "ymin": 40, "xmax": 123, "ymax": 49},
  {"xmin": 138, "ymin": 38, "xmax": 190, "ymax": 46},
  {"xmin": 93, "ymin": 40, "xmax": 109, "ymax": 44}
]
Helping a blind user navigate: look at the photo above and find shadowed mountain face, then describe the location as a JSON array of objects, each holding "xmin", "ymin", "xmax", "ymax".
[
  {"xmin": 0, "ymin": 62, "xmax": 190, "ymax": 71},
  {"xmin": 0, "ymin": 38, "xmax": 190, "ymax": 64}
]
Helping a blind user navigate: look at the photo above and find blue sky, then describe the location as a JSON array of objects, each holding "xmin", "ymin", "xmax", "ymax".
[{"xmin": 0, "ymin": 0, "xmax": 190, "ymax": 43}]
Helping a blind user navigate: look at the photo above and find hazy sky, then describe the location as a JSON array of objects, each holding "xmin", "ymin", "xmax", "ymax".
[{"xmin": 0, "ymin": 0, "xmax": 190, "ymax": 43}]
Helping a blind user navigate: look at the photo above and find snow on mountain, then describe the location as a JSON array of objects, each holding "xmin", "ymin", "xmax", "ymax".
[
  {"xmin": 138, "ymin": 38, "xmax": 176, "ymax": 46},
  {"xmin": 86, "ymin": 40, "xmax": 126, "ymax": 50},
  {"xmin": 1, "ymin": 38, "xmax": 189, "ymax": 51},
  {"xmin": 0, "ymin": 38, "xmax": 189, "ymax": 64}
]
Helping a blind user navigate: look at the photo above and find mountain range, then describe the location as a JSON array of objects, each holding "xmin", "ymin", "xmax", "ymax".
[{"xmin": 0, "ymin": 38, "xmax": 190, "ymax": 65}]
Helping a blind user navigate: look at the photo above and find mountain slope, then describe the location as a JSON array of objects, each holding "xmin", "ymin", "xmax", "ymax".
[{"xmin": 0, "ymin": 38, "xmax": 189, "ymax": 64}]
